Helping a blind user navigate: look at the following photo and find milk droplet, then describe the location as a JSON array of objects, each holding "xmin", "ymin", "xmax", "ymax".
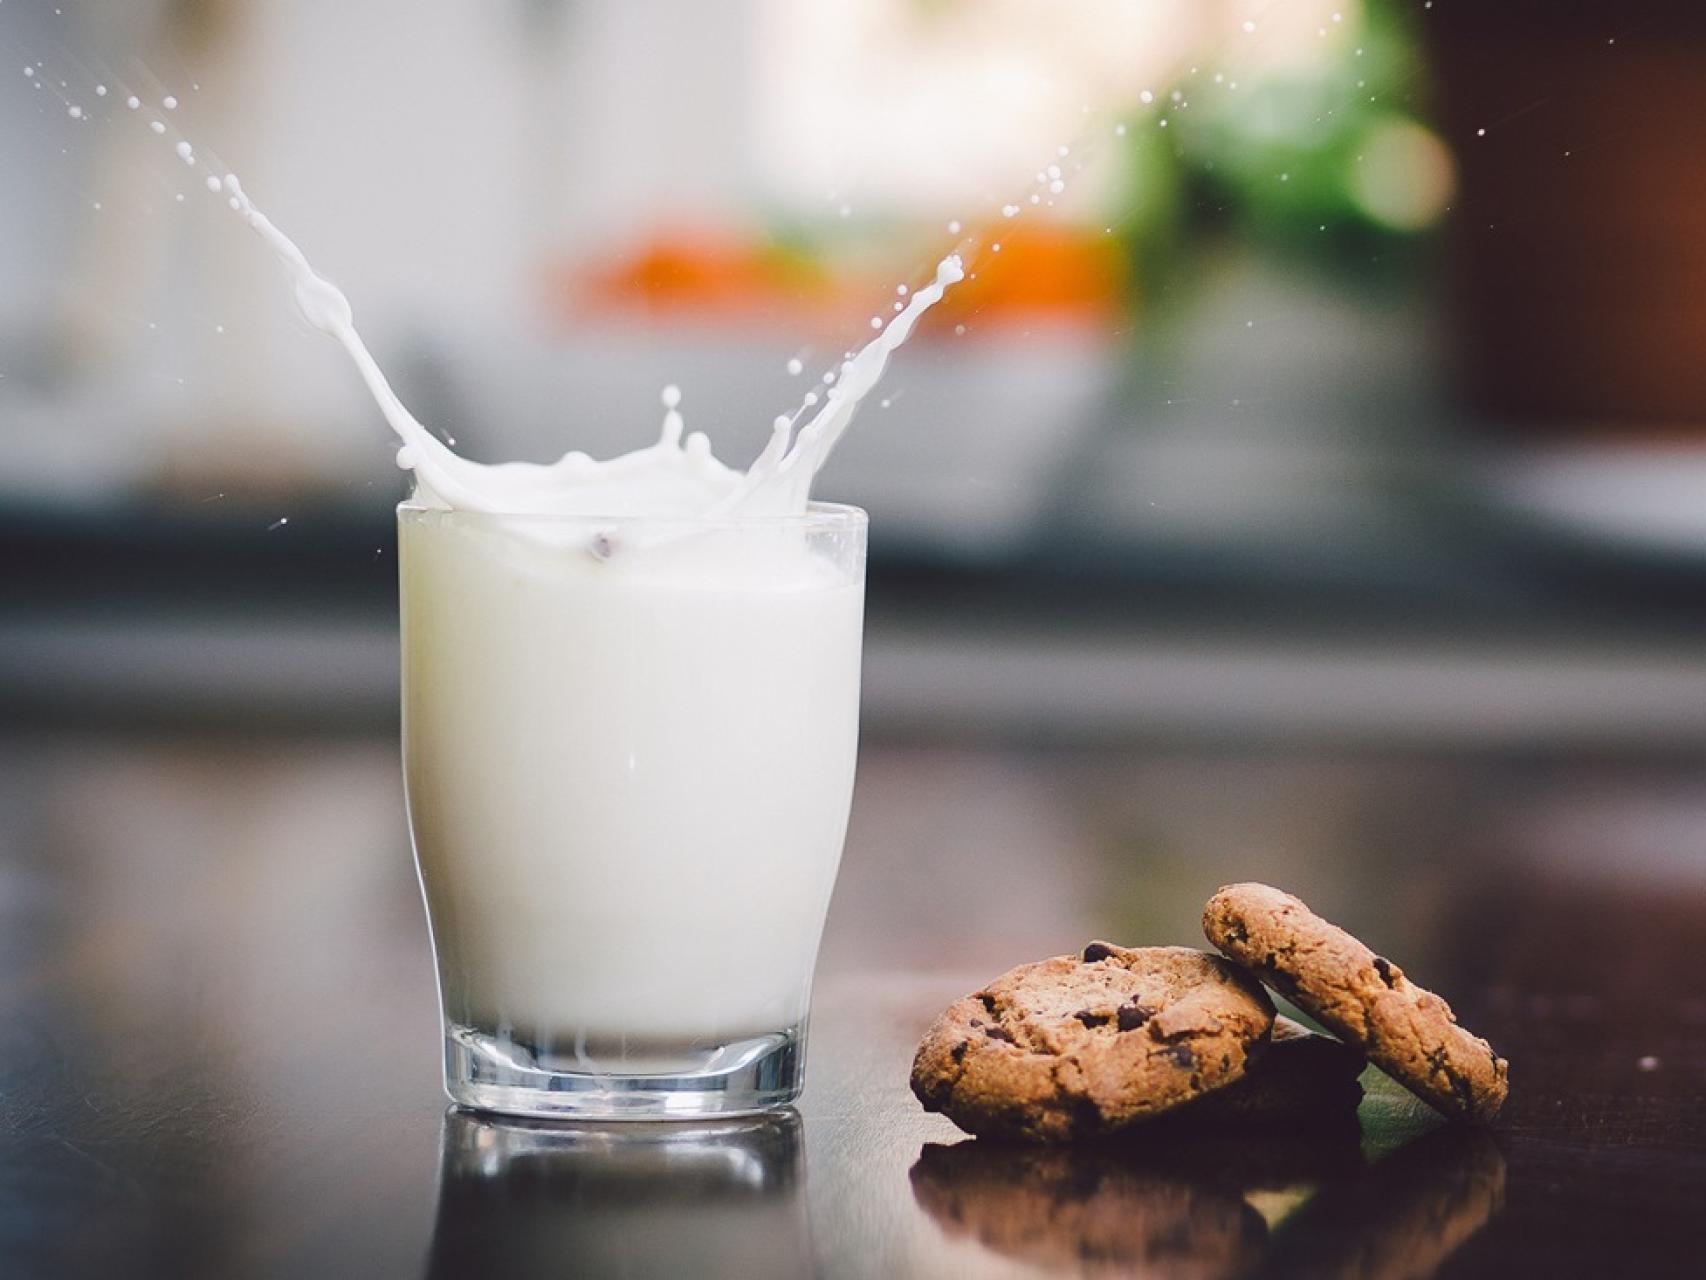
[
  {"xmin": 22, "ymin": 67, "xmax": 33, "ymax": 78},
  {"xmin": 163, "ymin": 95, "xmax": 177, "ymax": 110},
  {"xmin": 1029, "ymin": 193, "xmax": 1041, "ymax": 205},
  {"xmin": 215, "ymin": 324, "xmax": 224, "ymax": 334},
  {"xmin": 1049, "ymin": 179, "xmax": 1065, "ymax": 195},
  {"xmin": 1476, "ymin": 127, "xmax": 1487, "ymax": 137},
  {"xmin": 822, "ymin": 370, "xmax": 836, "ymax": 385},
  {"xmin": 1242, "ymin": 20, "xmax": 1257, "ymax": 33},
  {"xmin": 869, "ymin": 316, "xmax": 883, "ymax": 330},
  {"xmin": 954, "ymin": 324, "xmax": 967, "ymax": 335},
  {"xmin": 661, "ymin": 384, "xmax": 681, "ymax": 409},
  {"xmin": 1002, "ymin": 204, "xmax": 1019, "ymax": 218},
  {"xmin": 1115, "ymin": 123, "xmax": 1128, "ymax": 136},
  {"xmin": 150, "ymin": 121, "xmax": 165, "ymax": 134},
  {"xmin": 175, "ymin": 193, "xmax": 184, "ymax": 202},
  {"xmin": 838, "ymin": 203, "xmax": 851, "ymax": 218},
  {"xmin": 803, "ymin": 391, "xmax": 820, "ymax": 406},
  {"xmin": 67, "ymin": 105, "xmax": 81, "ymax": 118},
  {"xmin": 228, "ymin": 196, "xmax": 240, "ymax": 210},
  {"xmin": 268, "ymin": 517, "xmax": 289, "ymax": 531},
  {"xmin": 176, "ymin": 141, "xmax": 194, "ymax": 163},
  {"xmin": 992, "ymin": 243, "xmax": 1002, "ymax": 252},
  {"xmin": 91, "ymin": 201, "xmax": 101, "ymax": 210},
  {"xmin": 772, "ymin": 415, "xmax": 791, "ymax": 432},
  {"xmin": 880, "ymin": 398, "xmax": 891, "ymax": 409},
  {"xmin": 1046, "ymin": 164, "xmax": 1062, "ymax": 180},
  {"xmin": 896, "ymin": 283, "xmax": 909, "ymax": 296},
  {"xmin": 126, "ymin": 95, "xmax": 140, "ymax": 109},
  {"xmin": 947, "ymin": 219, "xmax": 962, "ymax": 234},
  {"xmin": 1057, "ymin": 145, "xmax": 1070, "ymax": 158},
  {"xmin": 786, "ymin": 357, "xmax": 803, "ymax": 376},
  {"xmin": 205, "ymin": 175, "xmax": 221, "ymax": 192},
  {"xmin": 95, "ymin": 84, "xmax": 107, "ymax": 96},
  {"xmin": 892, "ymin": 301, "xmax": 904, "ymax": 312}
]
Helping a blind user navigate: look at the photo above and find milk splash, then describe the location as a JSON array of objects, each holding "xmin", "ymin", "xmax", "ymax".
[{"xmin": 220, "ymin": 175, "xmax": 962, "ymax": 522}]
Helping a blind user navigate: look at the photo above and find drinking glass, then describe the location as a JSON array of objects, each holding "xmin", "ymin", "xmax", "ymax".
[{"xmin": 399, "ymin": 502, "xmax": 866, "ymax": 1118}]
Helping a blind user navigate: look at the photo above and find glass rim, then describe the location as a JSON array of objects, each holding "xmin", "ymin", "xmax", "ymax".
[{"xmin": 396, "ymin": 499, "xmax": 867, "ymax": 531}]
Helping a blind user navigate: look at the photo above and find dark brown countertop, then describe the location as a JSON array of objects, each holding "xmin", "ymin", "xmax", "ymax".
[{"xmin": 2, "ymin": 731, "xmax": 1703, "ymax": 1277}]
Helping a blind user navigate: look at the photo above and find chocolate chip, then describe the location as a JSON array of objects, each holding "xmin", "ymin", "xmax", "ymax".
[
  {"xmin": 1073, "ymin": 1010, "xmax": 1110, "ymax": 1028},
  {"xmin": 950, "ymin": 1041, "xmax": 968, "ymax": 1063},
  {"xmin": 1373, "ymin": 956, "xmax": 1397, "ymax": 987},
  {"xmin": 1224, "ymin": 922, "xmax": 1249, "ymax": 945},
  {"xmin": 984, "ymin": 1026, "xmax": 1016, "ymax": 1043},
  {"xmin": 1082, "ymin": 942, "xmax": 1116, "ymax": 963},
  {"xmin": 1116, "ymin": 1002, "xmax": 1153, "ymax": 1032},
  {"xmin": 1167, "ymin": 1044, "xmax": 1195, "ymax": 1068},
  {"xmin": 979, "ymin": 993, "xmax": 998, "ymax": 1016},
  {"xmin": 1452, "ymin": 1071, "xmax": 1476, "ymax": 1109}
]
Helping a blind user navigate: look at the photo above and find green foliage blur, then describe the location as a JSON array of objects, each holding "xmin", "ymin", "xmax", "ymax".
[{"xmin": 1115, "ymin": 0, "xmax": 1442, "ymax": 305}]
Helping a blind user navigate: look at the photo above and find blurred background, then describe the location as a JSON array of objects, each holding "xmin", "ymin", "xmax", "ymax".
[
  {"xmin": 5, "ymin": 0, "xmax": 1706, "ymax": 746},
  {"xmin": 0, "ymin": 0, "xmax": 1700, "ymax": 744}
]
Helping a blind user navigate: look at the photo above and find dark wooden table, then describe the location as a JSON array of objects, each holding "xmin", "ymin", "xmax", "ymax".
[{"xmin": 1, "ymin": 730, "xmax": 1702, "ymax": 1277}]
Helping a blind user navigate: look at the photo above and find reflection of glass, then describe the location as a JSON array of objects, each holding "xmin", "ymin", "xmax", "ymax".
[
  {"xmin": 911, "ymin": 1123, "xmax": 1505, "ymax": 1279},
  {"xmin": 400, "ymin": 504, "xmax": 866, "ymax": 1119},
  {"xmin": 427, "ymin": 1110, "xmax": 812, "ymax": 1279}
]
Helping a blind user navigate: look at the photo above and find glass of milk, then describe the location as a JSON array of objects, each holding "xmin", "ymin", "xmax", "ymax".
[{"xmin": 399, "ymin": 501, "xmax": 866, "ymax": 1119}]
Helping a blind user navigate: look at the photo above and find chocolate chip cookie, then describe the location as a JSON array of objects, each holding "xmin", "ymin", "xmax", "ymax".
[
  {"xmin": 910, "ymin": 943, "xmax": 1276, "ymax": 1143},
  {"xmin": 1202, "ymin": 883, "xmax": 1508, "ymax": 1122}
]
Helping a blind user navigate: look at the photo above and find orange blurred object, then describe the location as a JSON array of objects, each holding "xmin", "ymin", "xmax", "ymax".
[
  {"xmin": 557, "ymin": 234, "xmax": 835, "ymax": 324},
  {"xmin": 922, "ymin": 224, "xmax": 1130, "ymax": 334},
  {"xmin": 552, "ymin": 223, "xmax": 1130, "ymax": 336}
]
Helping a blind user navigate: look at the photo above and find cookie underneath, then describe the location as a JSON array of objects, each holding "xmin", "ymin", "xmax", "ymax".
[{"xmin": 1174, "ymin": 1015, "xmax": 1365, "ymax": 1127}]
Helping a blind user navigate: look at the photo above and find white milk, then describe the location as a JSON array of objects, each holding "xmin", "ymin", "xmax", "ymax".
[
  {"xmin": 215, "ymin": 175, "xmax": 957, "ymax": 1060},
  {"xmin": 401, "ymin": 509, "xmax": 864, "ymax": 1045},
  {"xmin": 219, "ymin": 175, "xmax": 963, "ymax": 523}
]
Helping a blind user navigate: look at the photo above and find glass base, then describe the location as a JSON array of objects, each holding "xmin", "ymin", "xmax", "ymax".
[{"xmin": 443, "ymin": 1024, "xmax": 804, "ymax": 1121}]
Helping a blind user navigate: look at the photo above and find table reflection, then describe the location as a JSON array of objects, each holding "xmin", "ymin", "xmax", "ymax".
[
  {"xmin": 426, "ymin": 1110, "xmax": 810, "ymax": 1279},
  {"xmin": 911, "ymin": 1122, "xmax": 1504, "ymax": 1278}
]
